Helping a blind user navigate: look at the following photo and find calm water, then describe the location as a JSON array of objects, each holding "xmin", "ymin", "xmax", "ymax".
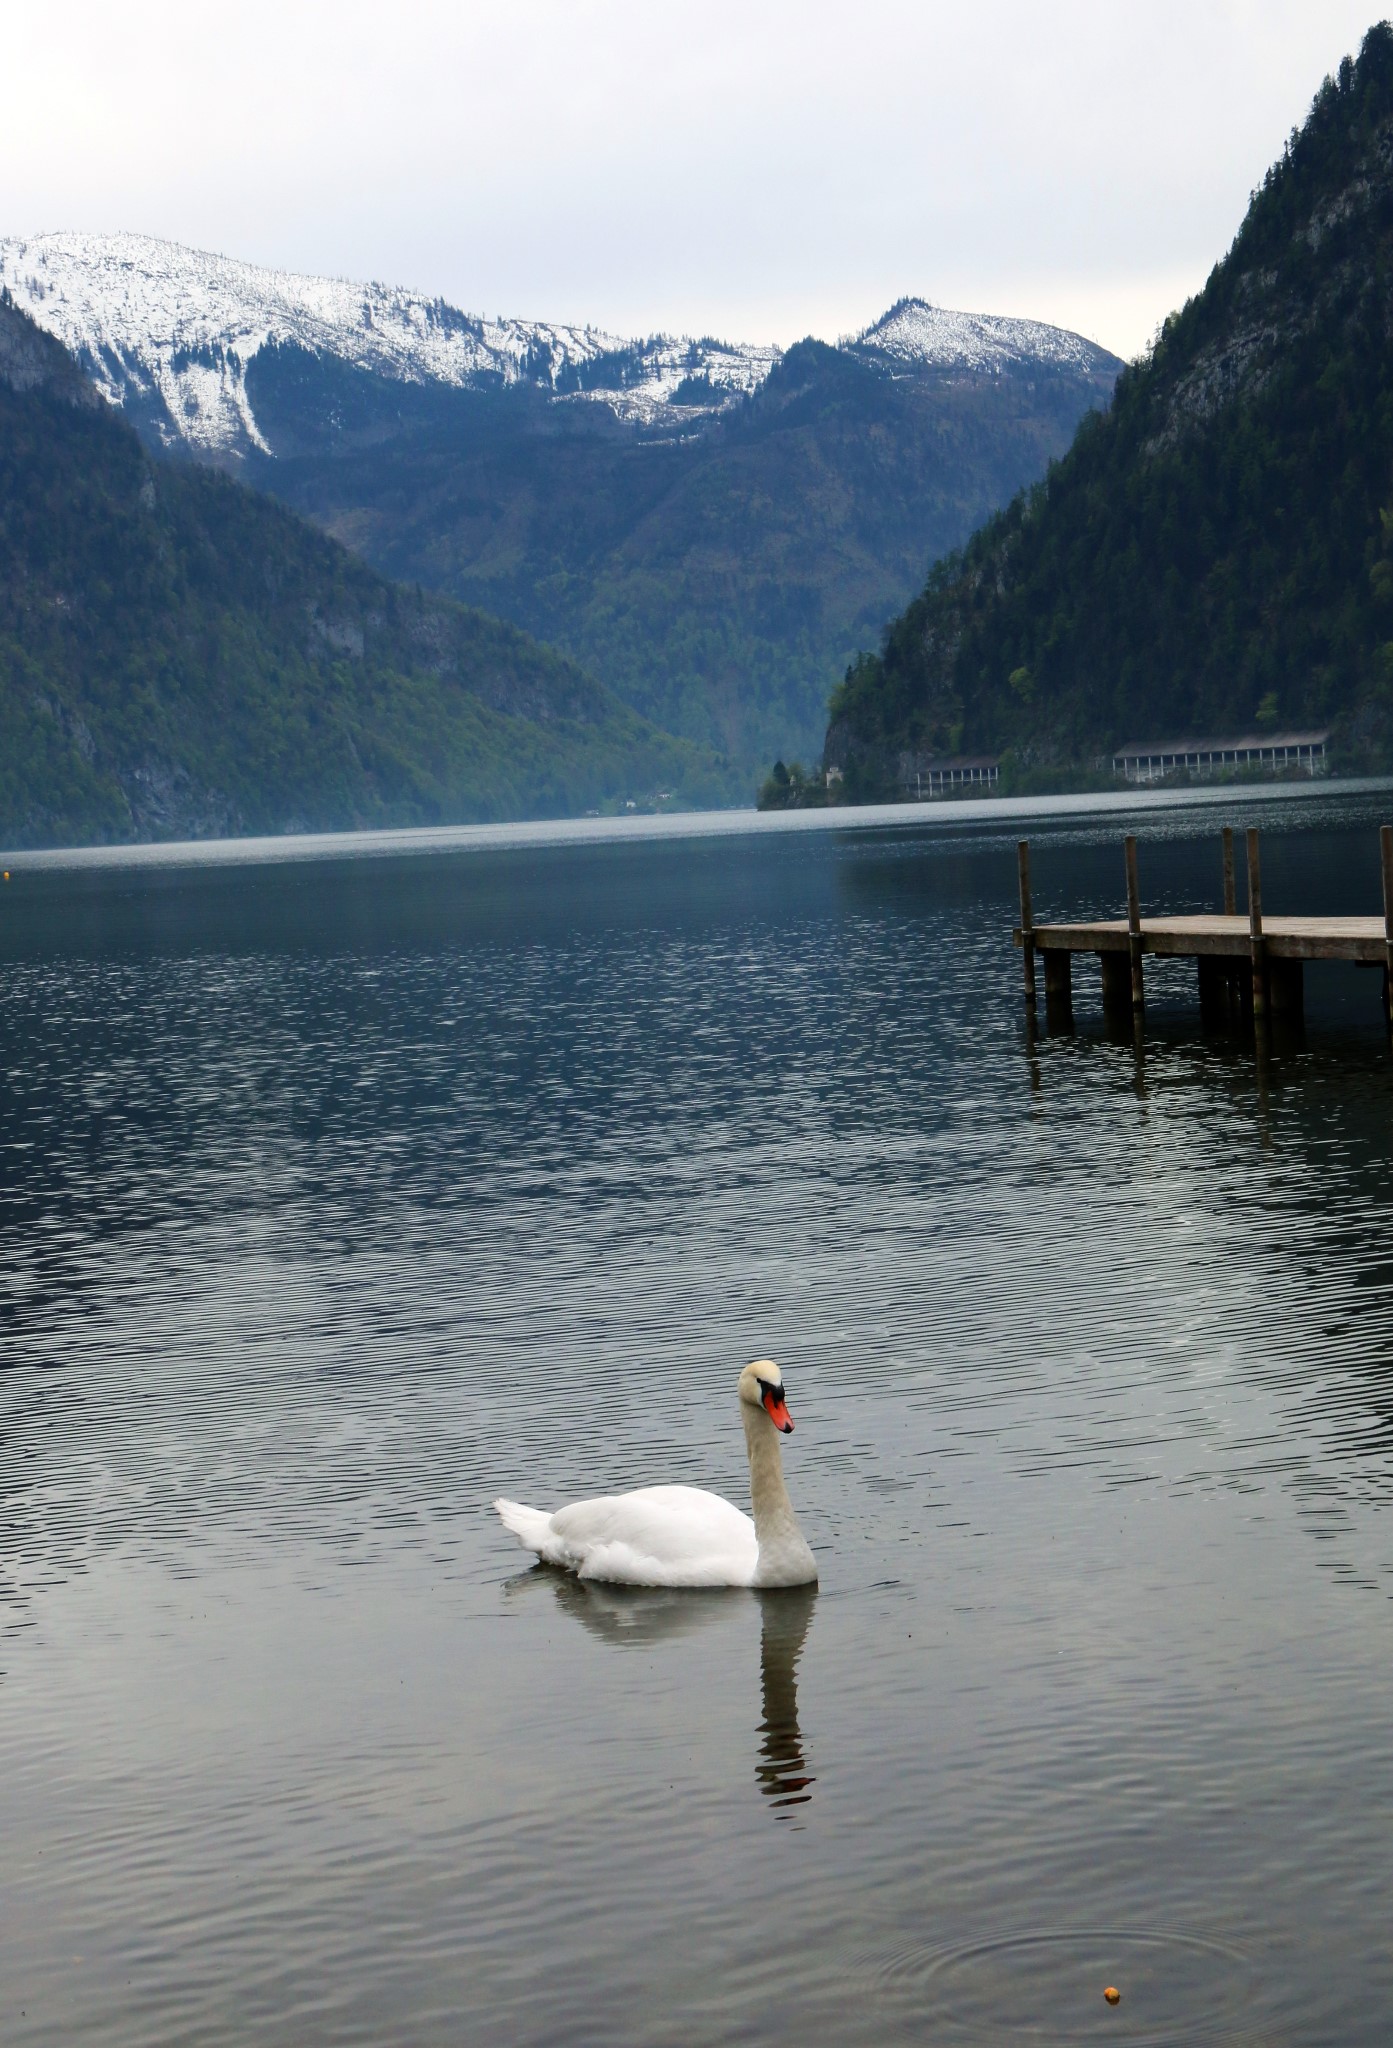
[{"xmin": 6, "ymin": 786, "xmax": 1393, "ymax": 2045}]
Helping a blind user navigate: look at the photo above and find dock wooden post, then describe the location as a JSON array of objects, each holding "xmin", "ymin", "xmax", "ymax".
[
  {"xmin": 1042, "ymin": 949, "xmax": 1073, "ymax": 1029},
  {"xmin": 1018, "ymin": 840, "xmax": 1037, "ymax": 1007},
  {"xmin": 1246, "ymin": 827, "xmax": 1267, "ymax": 1019},
  {"xmin": 1011, "ymin": 827, "xmax": 1393, "ymax": 1041},
  {"xmin": 1222, "ymin": 827, "xmax": 1236, "ymax": 916},
  {"xmin": 1099, "ymin": 950, "xmax": 1131, "ymax": 1016},
  {"xmin": 1197, "ymin": 955, "xmax": 1225, "ymax": 1025},
  {"xmin": 1268, "ymin": 958, "xmax": 1304, "ymax": 1018},
  {"xmin": 1124, "ymin": 835, "xmax": 1144, "ymax": 1012},
  {"xmin": 1381, "ymin": 825, "xmax": 1393, "ymax": 1032}
]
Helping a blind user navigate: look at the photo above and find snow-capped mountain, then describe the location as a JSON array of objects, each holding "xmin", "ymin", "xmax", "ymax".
[
  {"xmin": 0, "ymin": 231, "xmax": 1116, "ymax": 463},
  {"xmin": 853, "ymin": 295, "xmax": 1112, "ymax": 376},
  {"xmin": 0, "ymin": 231, "xmax": 780, "ymax": 458}
]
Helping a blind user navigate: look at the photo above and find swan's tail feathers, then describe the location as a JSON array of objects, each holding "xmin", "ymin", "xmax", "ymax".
[{"xmin": 494, "ymin": 1497, "xmax": 560, "ymax": 1560}]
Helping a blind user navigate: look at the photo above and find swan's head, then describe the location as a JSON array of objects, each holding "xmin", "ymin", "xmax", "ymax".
[{"xmin": 739, "ymin": 1359, "xmax": 794, "ymax": 1434}]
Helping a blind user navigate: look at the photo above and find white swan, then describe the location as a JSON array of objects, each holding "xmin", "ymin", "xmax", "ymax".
[{"xmin": 494, "ymin": 1361, "xmax": 818, "ymax": 1588}]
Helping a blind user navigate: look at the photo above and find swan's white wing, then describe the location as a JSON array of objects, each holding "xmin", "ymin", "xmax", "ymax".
[{"xmin": 551, "ymin": 1485, "xmax": 757, "ymax": 1587}]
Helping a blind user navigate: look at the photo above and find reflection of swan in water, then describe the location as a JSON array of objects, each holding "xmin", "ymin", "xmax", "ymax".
[
  {"xmin": 506, "ymin": 1569, "xmax": 817, "ymax": 1810},
  {"xmin": 504, "ymin": 1565, "xmax": 743, "ymax": 1645},
  {"xmin": 754, "ymin": 1585, "xmax": 817, "ymax": 1810}
]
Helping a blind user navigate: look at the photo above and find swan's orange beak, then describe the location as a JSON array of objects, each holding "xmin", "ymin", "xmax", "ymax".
[{"xmin": 762, "ymin": 1387, "xmax": 793, "ymax": 1433}]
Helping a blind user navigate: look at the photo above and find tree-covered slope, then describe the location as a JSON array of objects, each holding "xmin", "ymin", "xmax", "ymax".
[
  {"xmin": 0, "ymin": 297, "xmax": 722, "ymax": 848},
  {"xmin": 826, "ymin": 24, "xmax": 1393, "ymax": 796},
  {"xmin": 251, "ymin": 332, "xmax": 1117, "ymax": 774}
]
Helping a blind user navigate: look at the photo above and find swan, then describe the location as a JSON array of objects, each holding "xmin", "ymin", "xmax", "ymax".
[{"xmin": 494, "ymin": 1361, "xmax": 818, "ymax": 1588}]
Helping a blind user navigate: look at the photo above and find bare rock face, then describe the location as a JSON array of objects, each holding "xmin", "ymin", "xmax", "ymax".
[
  {"xmin": 1143, "ymin": 323, "xmax": 1293, "ymax": 452},
  {"xmin": 1144, "ymin": 108, "xmax": 1393, "ymax": 456}
]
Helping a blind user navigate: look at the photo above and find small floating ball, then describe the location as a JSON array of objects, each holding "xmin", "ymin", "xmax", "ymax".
[
  {"xmin": 1103, "ymin": 1985, "xmax": 1121, "ymax": 2006},
  {"xmin": 2, "ymin": 871, "xmax": 8, "ymax": 881}
]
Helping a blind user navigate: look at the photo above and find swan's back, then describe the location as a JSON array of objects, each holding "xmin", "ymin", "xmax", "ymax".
[{"xmin": 497, "ymin": 1485, "xmax": 758, "ymax": 1587}]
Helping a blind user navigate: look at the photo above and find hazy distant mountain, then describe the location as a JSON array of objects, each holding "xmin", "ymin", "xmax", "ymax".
[
  {"xmin": 824, "ymin": 23, "xmax": 1393, "ymax": 796},
  {"xmin": 0, "ymin": 292, "xmax": 720, "ymax": 849},
  {"xmin": 1, "ymin": 234, "xmax": 1122, "ymax": 777}
]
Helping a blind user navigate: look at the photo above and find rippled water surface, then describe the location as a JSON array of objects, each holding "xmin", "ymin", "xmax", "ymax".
[{"xmin": 7, "ymin": 786, "xmax": 1393, "ymax": 2044}]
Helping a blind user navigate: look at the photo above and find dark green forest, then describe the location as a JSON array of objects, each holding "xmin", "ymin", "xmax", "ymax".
[
  {"xmin": 0, "ymin": 298, "xmax": 721, "ymax": 847},
  {"xmin": 826, "ymin": 24, "xmax": 1393, "ymax": 798}
]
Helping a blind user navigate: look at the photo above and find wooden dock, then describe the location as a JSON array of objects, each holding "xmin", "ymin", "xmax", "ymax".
[{"xmin": 1014, "ymin": 823, "xmax": 1393, "ymax": 1030}]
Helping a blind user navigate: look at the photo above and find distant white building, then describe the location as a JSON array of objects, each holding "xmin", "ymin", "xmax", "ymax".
[
  {"xmin": 910, "ymin": 756, "xmax": 1000, "ymax": 798},
  {"xmin": 1112, "ymin": 730, "xmax": 1329, "ymax": 785}
]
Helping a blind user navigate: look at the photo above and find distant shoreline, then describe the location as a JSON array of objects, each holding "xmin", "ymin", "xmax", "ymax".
[{"xmin": 8, "ymin": 776, "xmax": 1393, "ymax": 875}]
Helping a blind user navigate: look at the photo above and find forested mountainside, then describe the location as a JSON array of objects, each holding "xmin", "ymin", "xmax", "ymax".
[
  {"xmin": 0, "ymin": 236, "xmax": 1121, "ymax": 775},
  {"xmin": 0, "ymin": 295, "xmax": 719, "ymax": 849},
  {"xmin": 258, "ymin": 329, "xmax": 1115, "ymax": 777},
  {"xmin": 826, "ymin": 24, "xmax": 1393, "ymax": 798}
]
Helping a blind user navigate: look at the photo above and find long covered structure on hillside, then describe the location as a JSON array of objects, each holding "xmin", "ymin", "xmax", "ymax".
[{"xmin": 1111, "ymin": 732, "xmax": 1329, "ymax": 785}]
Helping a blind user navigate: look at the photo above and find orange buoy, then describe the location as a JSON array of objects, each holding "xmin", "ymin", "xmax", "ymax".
[{"xmin": 1103, "ymin": 1985, "xmax": 1121, "ymax": 2005}]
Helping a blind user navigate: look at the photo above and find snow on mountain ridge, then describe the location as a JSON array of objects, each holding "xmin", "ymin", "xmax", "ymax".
[
  {"xmin": 0, "ymin": 235, "xmax": 1118, "ymax": 460},
  {"xmin": 855, "ymin": 296, "xmax": 1115, "ymax": 375},
  {"xmin": 0, "ymin": 231, "xmax": 779, "ymax": 455}
]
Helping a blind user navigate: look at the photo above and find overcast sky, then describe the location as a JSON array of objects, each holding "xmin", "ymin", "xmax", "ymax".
[{"xmin": 7, "ymin": 2, "xmax": 1386, "ymax": 358}]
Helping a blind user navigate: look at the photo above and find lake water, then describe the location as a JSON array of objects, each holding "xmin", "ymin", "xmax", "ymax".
[{"xmin": 6, "ymin": 783, "xmax": 1393, "ymax": 2045}]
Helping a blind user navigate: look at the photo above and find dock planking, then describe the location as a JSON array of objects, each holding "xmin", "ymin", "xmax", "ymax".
[{"xmin": 1013, "ymin": 823, "xmax": 1393, "ymax": 1031}]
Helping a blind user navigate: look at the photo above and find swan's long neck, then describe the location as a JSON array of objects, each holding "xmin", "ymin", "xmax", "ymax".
[{"xmin": 742, "ymin": 1403, "xmax": 817, "ymax": 1586}]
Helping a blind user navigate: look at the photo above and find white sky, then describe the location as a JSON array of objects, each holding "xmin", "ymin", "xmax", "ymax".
[{"xmin": 5, "ymin": 2, "xmax": 1386, "ymax": 359}]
